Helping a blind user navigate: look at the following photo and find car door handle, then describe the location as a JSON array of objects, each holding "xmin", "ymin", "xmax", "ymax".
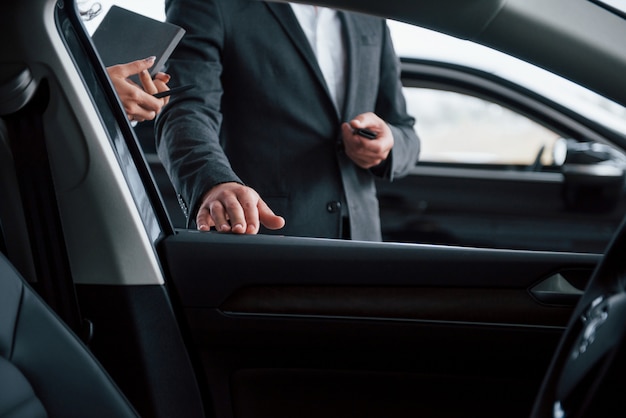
[{"xmin": 530, "ymin": 272, "xmax": 584, "ymax": 306}]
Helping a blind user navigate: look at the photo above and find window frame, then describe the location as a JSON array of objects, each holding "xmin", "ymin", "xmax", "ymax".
[{"xmin": 400, "ymin": 58, "xmax": 626, "ymax": 173}]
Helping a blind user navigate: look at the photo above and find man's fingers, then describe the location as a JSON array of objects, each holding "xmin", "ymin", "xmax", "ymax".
[
  {"xmin": 196, "ymin": 183, "xmax": 284, "ymax": 234},
  {"xmin": 349, "ymin": 111, "xmax": 377, "ymax": 129},
  {"xmin": 207, "ymin": 200, "xmax": 232, "ymax": 232},
  {"xmin": 242, "ymin": 200, "xmax": 260, "ymax": 234},
  {"xmin": 258, "ymin": 199, "xmax": 286, "ymax": 230},
  {"xmin": 222, "ymin": 196, "xmax": 248, "ymax": 233},
  {"xmin": 207, "ymin": 190, "xmax": 247, "ymax": 234},
  {"xmin": 196, "ymin": 206, "xmax": 215, "ymax": 231},
  {"xmin": 341, "ymin": 115, "xmax": 393, "ymax": 169}
]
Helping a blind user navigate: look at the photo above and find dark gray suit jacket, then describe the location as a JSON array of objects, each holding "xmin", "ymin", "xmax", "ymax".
[{"xmin": 156, "ymin": 0, "xmax": 420, "ymax": 241}]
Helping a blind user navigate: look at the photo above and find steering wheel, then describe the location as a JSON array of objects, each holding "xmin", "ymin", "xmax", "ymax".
[{"xmin": 531, "ymin": 216, "xmax": 626, "ymax": 417}]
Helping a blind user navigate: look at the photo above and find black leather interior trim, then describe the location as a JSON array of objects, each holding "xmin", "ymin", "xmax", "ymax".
[
  {"xmin": 0, "ymin": 358, "xmax": 46, "ymax": 418},
  {"xmin": 221, "ymin": 311, "xmax": 567, "ymax": 331},
  {"xmin": 160, "ymin": 230, "xmax": 600, "ymax": 308},
  {"xmin": 220, "ymin": 285, "xmax": 574, "ymax": 327}
]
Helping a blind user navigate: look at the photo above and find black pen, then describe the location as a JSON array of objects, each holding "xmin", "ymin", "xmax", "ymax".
[
  {"xmin": 353, "ymin": 127, "xmax": 378, "ymax": 140},
  {"xmin": 152, "ymin": 84, "xmax": 194, "ymax": 99}
]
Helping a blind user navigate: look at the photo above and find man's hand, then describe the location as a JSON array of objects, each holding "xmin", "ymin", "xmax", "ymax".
[
  {"xmin": 196, "ymin": 182, "xmax": 285, "ymax": 234},
  {"xmin": 106, "ymin": 56, "xmax": 171, "ymax": 122},
  {"xmin": 341, "ymin": 112, "xmax": 394, "ymax": 169}
]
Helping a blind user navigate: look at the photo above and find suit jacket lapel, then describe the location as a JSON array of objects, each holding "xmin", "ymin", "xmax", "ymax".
[
  {"xmin": 339, "ymin": 11, "xmax": 361, "ymax": 121},
  {"xmin": 263, "ymin": 2, "xmax": 331, "ymax": 100}
]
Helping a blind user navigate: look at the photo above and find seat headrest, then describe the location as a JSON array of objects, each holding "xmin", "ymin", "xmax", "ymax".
[{"xmin": 0, "ymin": 64, "xmax": 38, "ymax": 116}]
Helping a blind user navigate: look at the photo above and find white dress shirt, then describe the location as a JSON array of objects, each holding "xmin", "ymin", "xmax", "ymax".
[{"xmin": 289, "ymin": 4, "xmax": 347, "ymax": 114}]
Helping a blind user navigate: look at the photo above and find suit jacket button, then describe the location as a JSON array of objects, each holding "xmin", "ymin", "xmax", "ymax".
[{"xmin": 326, "ymin": 201, "xmax": 341, "ymax": 213}]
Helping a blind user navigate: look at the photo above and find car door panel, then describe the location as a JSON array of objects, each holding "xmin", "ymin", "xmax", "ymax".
[
  {"xmin": 377, "ymin": 165, "xmax": 626, "ymax": 253},
  {"xmin": 159, "ymin": 230, "xmax": 599, "ymax": 418}
]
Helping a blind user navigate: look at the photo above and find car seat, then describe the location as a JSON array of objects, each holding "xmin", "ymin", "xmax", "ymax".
[{"xmin": 0, "ymin": 251, "xmax": 139, "ymax": 417}]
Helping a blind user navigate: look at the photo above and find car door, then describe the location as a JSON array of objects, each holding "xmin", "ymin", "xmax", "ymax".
[
  {"xmin": 146, "ymin": 20, "xmax": 620, "ymax": 418},
  {"xmin": 19, "ymin": 2, "xmax": 621, "ymax": 418},
  {"xmin": 155, "ymin": 230, "xmax": 598, "ymax": 418}
]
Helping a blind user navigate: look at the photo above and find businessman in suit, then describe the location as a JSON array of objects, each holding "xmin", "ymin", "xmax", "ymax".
[{"xmin": 155, "ymin": 0, "xmax": 420, "ymax": 241}]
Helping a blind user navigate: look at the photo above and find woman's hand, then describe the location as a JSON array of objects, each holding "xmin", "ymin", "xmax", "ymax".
[{"xmin": 106, "ymin": 56, "xmax": 171, "ymax": 122}]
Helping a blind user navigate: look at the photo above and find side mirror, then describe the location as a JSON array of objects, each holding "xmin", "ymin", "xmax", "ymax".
[{"xmin": 553, "ymin": 138, "xmax": 626, "ymax": 212}]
